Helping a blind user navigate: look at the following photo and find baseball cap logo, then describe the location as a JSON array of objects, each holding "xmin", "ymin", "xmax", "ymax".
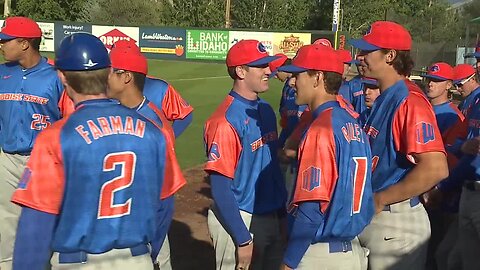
[
  {"xmin": 257, "ymin": 42, "xmax": 267, "ymax": 53},
  {"xmin": 430, "ymin": 65, "xmax": 440, "ymax": 72},
  {"xmin": 83, "ymin": 59, "xmax": 98, "ymax": 68},
  {"xmin": 364, "ymin": 26, "xmax": 372, "ymax": 36}
]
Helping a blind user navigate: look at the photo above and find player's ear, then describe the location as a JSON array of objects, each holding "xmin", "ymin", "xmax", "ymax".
[
  {"xmin": 313, "ymin": 71, "xmax": 323, "ymax": 88},
  {"xmin": 235, "ymin": 66, "xmax": 247, "ymax": 79},
  {"xmin": 446, "ymin": 80, "xmax": 453, "ymax": 91},
  {"xmin": 124, "ymin": 71, "xmax": 133, "ymax": 84},
  {"xmin": 384, "ymin": 49, "xmax": 397, "ymax": 64}
]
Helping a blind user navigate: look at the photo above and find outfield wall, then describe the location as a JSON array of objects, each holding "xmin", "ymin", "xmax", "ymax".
[{"xmin": 0, "ymin": 19, "xmax": 349, "ymax": 61}]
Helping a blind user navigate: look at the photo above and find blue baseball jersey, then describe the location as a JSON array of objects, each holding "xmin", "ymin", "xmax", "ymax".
[
  {"xmin": 204, "ymin": 90, "xmax": 287, "ymax": 214},
  {"xmin": 338, "ymin": 75, "xmax": 367, "ymax": 115},
  {"xmin": 458, "ymin": 86, "xmax": 480, "ymax": 117},
  {"xmin": 291, "ymin": 101, "xmax": 374, "ymax": 241},
  {"xmin": 278, "ymin": 78, "xmax": 307, "ymax": 147},
  {"xmin": 12, "ymin": 99, "xmax": 167, "ymax": 254},
  {"xmin": 0, "ymin": 57, "xmax": 73, "ymax": 153},
  {"xmin": 364, "ymin": 80, "xmax": 445, "ymax": 192},
  {"xmin": 433, "ymin": 101, "xmax": 464, "ymax": 138},
  {"xmin": 143, "ymin": 77, "xmax": 193, "ymax": 121}
]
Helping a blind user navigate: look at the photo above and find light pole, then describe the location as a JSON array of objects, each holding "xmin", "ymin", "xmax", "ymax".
[
  {"xmin": 225, "ymin": 0, "xmax": 231, "ymax": 28},
  {"xmin": 4, "ymin": 0, "xmax": 11, "ymax": 17}
]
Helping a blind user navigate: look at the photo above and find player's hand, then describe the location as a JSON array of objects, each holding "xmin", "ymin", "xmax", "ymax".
[
  {"xmin": 236, "ymin": 241, "xmax": 253, "ymax": 270},
  {"xmin": 278, "ymin": 148, "xmax": 292, "ymax": 164},
  {"xmin": 280, "ymin": 264, "xmax": 293, "ymax": 270},
  {"xmin": 461, "ymin": 138, "xmax": 480, "ymax": 155}
]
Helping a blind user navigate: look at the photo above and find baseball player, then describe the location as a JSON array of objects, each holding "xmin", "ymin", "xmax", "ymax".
[
  {"xmin": 359, "ymin": 77, "xmax": 379, "ymax": 125},
  {"xmin": 338, "ymin": 50, "xmax": 367, "ymax": 115},
  {"xmin": 111, "ymin": 40, "xmax": 194, "ymax": 139},
  {"xmin": 11, "ymin": 32, "xmax": 173, "ymax": 270},
  {"xmin": 420, "ymin": 62, "xmax": 464, "ymax": 270},
  {"xmin": 350, "ymin": 21, "xmax": 448, "ymax": 270},
  {"xmin": 269, "ymin": 53, "xmax": 307, "ymax": 196},
  {"xmin": 107, "ymin": 40, "xmax": 187, "ymax": 269},
  {"xmin": 454, "ymin": 63, "xmax": 480, "ymax": 116},
  {"xmin": 0, "ymin": 16, "xmax": 74, "ymax": 270},
  {"xmin": 204, "ymin": 39, "xmax": 287, "ymax": 270},
  {"xmin": 278, "ymin": 44, "xmax": 374, "ymax": 270}
]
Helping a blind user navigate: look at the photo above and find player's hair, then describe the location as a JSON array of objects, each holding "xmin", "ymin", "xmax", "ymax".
[
  {"xmin": 381, "ymin": 49, "xmax": 414, "ymax": 77},
  {"xmin": 131, "ymin": 72, "xmax": 146, "ymax": 91},
  {"xmin": 62, "ymin": 68, "xmax": 110, "ymax": 95},
  {"xmin": 227, "ymin": 65, "xmax": 249, "ymax": 80},
  {"xmin": 23, "ymin": 38, "xmax": 41, "ymax": 51},
  {"xmin": 307, "ymin": 70, "xmax": 343, "ymax": 94}
]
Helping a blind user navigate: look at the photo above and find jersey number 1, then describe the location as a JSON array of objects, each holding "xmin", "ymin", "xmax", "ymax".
[
  {"xmin": 352, "ymin": 157, "xmax": 368, "ymax": 214},
  {"xmin": 98, "ymin": 152, "xmax": 137, "ymax": 219}
]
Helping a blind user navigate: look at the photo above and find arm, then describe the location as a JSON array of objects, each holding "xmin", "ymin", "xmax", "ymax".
[
  {"xmin": 210, "ymin": 172, "xmax": 253, "ymax": 269},
  {"xmin": 375, "ymin": 151, "xmax": 448, "ymax": 212},
  {"xmin": 283, "ymin": 201, "xmax": 323, "ymax": 269},
  {"xmin": 210, "ymin": 173, "xmax": 251, "ymax": 245},
  {"xmin": 172, "ymin": 112, "xmax": 193, "ymax": 138},
  {"xmin": 151, "ymin": 196, "xmax": 175, "ymax": 263},
  {"xmin": 13, "ymin": 207, "xmax": 56, "ymax": 270}
]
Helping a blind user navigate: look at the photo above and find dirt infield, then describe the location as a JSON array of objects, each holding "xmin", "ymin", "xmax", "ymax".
[{"xmin": 169, "ymin": 165, "xmax": 216, "ymax": 269}]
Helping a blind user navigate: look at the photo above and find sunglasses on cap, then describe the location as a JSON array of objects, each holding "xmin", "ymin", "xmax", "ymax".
[{"xmin": 455, "ymin": 73, "xmax": 475, "ymax": 87}]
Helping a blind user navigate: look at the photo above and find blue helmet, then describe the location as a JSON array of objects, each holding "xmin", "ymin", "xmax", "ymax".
[{"xmin": 55, "ymin": 32, "xmax": 111, "ymax": 71}]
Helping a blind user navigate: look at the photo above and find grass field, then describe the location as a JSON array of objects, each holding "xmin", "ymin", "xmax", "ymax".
[
  {"xmin": 146, "ymin": 59, "xmax": 286, "ymax": 169},
  {"xmin": 41, "ymin": 52, "xmax": 286, "ymax": 169}
]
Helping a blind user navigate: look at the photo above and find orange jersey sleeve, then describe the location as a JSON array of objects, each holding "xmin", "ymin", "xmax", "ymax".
[
  {"xmin": 58, "ymin": 90, "xmax": 75, "ymax": 118},
  {"xmin": 162, "ymin": 84, "xmax": 193, "ymax": 121},
  {"xmin": 204, "ymin": 97, "xmax": 242, "ymax": 178},
  {"xmin": 11, "ymin": 119, "xmax": 67, "ymax": 214},
  {"xmin": 291, "ymin": 110, "xmax": 338, "ymax": 213},
  {"xmin": 392, "ymin": 91, "xmax": 446, "ymax": 158}
]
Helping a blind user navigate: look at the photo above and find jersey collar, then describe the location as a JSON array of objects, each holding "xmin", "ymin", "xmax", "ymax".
[
  {"xmin": 312, "ymin": 100, "xmax": 339, "ymax": 119},
  {"xmin": 229, "ymin": 90, "xmax": 259, "ymax": 107},
  {"xmin": 75, "ymin": 98, "xmax": 119, "ymax": 109}
]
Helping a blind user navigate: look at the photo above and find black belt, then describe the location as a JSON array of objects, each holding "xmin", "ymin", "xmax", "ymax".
[
  {"xmin": 58, "ymin": 244, "xmax": 150, "ymax": 264},
  {"xmin": 3, "ymin": 150, "xmax": 30, "ymax": 156}
]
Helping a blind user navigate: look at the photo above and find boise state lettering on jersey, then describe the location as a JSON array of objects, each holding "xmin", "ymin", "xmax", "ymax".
[
  {"xmin": 0, "ymin": 58, "xmax": 67, "ymax": 153},
  {"xmin": 12, "ymin": 98, "xmax": 168, "ymax": 254},
  {"xmin": 204, "ymin": 91, "xmax": 287, "ymax": 214},
  {"xmin": 291, "ymin": 101, "xmax": 374, "ymax": 242},
  {"xmin": 364, "ymin": 80, "xmax": 444, "ymax": 192}
]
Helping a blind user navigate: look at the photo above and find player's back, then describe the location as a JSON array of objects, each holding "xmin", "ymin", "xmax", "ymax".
[
  {"xmin": 308, "ymin": 105, "xmax": 374, "ymax": 242},
  {"xmin": 52, "ymin": 98, "xmax": 167, "ymax": 254}
]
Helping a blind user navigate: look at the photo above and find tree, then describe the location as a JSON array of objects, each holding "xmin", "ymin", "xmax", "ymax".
[
  {"xmin": 12, "ymin": 0, "xmax": 88, "ymax": 21},
  {"xmin": 80, "ymin": 0, "xmax": 166, "ymax": 26},
  {"xmin": 159, "ymin": 0, "xmax": 225, "ymax": 28}
]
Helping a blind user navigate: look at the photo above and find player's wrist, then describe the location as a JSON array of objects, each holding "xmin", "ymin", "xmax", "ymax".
[{"xmin": 238, "ymin": 238, "xmax": 253, "ymax": 247}]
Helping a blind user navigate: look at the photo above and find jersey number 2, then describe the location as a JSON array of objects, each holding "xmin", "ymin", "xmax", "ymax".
[
  {"xmin": 98, "ymin": 152, "xmax": 137, "ymax": 219},
  {"xmin": 352, "ymin": 157, "xmax": 368, "ymax": 214}
]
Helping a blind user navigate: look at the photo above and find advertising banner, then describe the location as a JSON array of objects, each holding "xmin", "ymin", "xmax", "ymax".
[
  {"xmin": 92, "ymin": 25, "xmax": 139, "ymax": 49},
  {"xmin": 38, "ymin": 22, "xmax": 55, "ymax": 52},
  {"xmin": 228, "ymin": 31, "xmax": 274, "ymax": 55},
  {"xmin": 139, "ymin": 27, "xmax": 186, "ymax": 59},
  {"xmin": 272, "ymin": 33, "xmax": 311, "ymax": 58},
  {"xmin": 54, "ymin": 22, "xmax": 92, "ymax": 50},
  {"xmin": 186, "ymin": 29, "xmax": 229, "ymax": 60}
]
